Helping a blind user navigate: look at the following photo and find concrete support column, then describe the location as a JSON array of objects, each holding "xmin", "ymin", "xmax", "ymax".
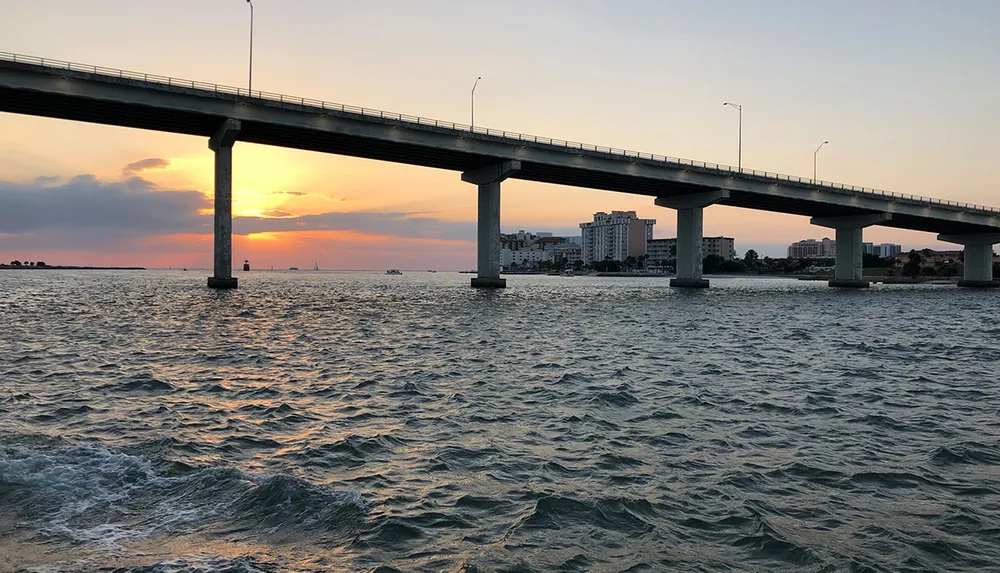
[
  {"xmin": 833, "ymin": 226, "xmax": 864, "ymax": 284},
  {"xmin": 655, "ymin": 190, "xmax": 729, "ymax": 288},
  {"xmin": 207, "ymin": 119, "xmax": 241, "ymax": 289},
  {"xmin": 475, "ymin": 181, "xmax": 502, "ymax": 286},
  {"xmin": 811, "ymin": 213, "xmax": 891, "ymax": 288},
  {"xmin": 462, "ymin": 160, "xmax": 521, "ymax": 288},
  {"xmin": 675, "ymin": 207, "xmax": 705, "ymax": 286},
  {"xmin": 938, "ymin": 233, "xmax": 1000, "ymax": 288}
]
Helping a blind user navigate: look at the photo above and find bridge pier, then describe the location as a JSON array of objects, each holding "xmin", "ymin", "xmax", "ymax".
[
  {"xmin": 207, "ymin": 119, "xmax": 241, "ymax": 289},
  {"xmin": 655, "ymin": 191, "xmax": 729, "ymax": 288},
  {"xmin": 938, "ymin": 233, "xmax": 1000, "ymax": 287},
  {"xmin": 462, "ymin": 161, "xmax": 521, "ymax": 288},
  {"xmin": 811, "ymin": 213, "xmax": 891, "ymax": 288}
]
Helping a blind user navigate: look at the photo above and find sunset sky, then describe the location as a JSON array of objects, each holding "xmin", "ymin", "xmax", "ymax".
[{"xmin": 2, "ymin": 0, "xmax": 999, "ymax": 269}]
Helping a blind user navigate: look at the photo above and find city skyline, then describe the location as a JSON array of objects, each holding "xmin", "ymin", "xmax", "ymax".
[{"xmin": 2, "ymin": 1, "xmax": 999, "ymax": 269}]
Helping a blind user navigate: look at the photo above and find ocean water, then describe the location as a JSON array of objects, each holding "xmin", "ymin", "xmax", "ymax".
[{"xmin": 1, "ymin": 270, "xmax": 998, "ymax": 573}]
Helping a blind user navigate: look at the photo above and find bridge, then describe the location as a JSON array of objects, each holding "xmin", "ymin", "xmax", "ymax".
[{"xmin": 2, "ymin": 51, "xmax": 998, "ymax": 289}]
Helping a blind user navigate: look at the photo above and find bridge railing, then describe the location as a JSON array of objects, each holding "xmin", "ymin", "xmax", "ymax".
[{"xmin": 3, "ymin": 51, "xmax": 998, "ymax": 216}]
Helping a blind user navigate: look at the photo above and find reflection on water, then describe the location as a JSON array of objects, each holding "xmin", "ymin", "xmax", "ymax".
[{"xmin": 1, "ymin": 270, "xmax": 998, "ymax": 572}]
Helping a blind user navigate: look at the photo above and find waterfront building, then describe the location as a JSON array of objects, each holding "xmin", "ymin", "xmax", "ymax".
[
  {"xmin": 553, "ymin": 243, "xmax": 582, "ymax": 264},
  {"xmin": 501, "ymin": 230, "xmax": 537, "ymax": 252},
  {"xmin": 646, "ymin": 236, "xmax": 737, "ymax": 265},
  {"xmin": 503, "ymin": 248, "xmax": 552, "ymax": 267},
  {"xmin": 788, "ymin": 238, "xmax": 837, "ymax": 259},
  {"xmin": 579, "ymin": 211, "xmax": 655, "ymax": 263}
]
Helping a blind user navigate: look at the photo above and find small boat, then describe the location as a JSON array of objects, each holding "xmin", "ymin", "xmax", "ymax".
[
  {"xmin": 386, "ymin": 269, "xmax": 403, "ymax": 275},
  {"xmin": 289, "ymin": 266, "xmax": 299, "ymax": 271},
  {"xmin": 427, "ymin": 270, "xmax": 437, "ymax": 273},
  {"xmin": 313, "ymin": 262, "xmax": 320, "ymax": 271}
]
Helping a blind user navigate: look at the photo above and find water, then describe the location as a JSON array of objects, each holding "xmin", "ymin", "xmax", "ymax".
[{"xmin": 1, "ymin": 270, "xmax": 998, "ymax": 572}]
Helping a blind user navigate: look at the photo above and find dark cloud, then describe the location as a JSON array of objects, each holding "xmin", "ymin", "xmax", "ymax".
[
  {"xmin": 33, "ymin": 175, "xmax": 61, "ymax": 185},
  {"xmin": 0, "ymin": 174, "xmax": 476, "ymax": 252},
  {"xmin": 233, "ymin": 212, "xmax": 476, "ymax": 241},
  {"xmin": 0, "ymin": 174, "xmax": 211, "ymax": 239},
  {"xmin": 123, "ymin": 158, "xmax": 170, "ymax": 176},
  {"xmin": 260, "ymin": 209, "xmax": 294, "ymax": 218},
  {"xmin": 267, "ymin": 190, "xmax": 307, "ymax": 197}
]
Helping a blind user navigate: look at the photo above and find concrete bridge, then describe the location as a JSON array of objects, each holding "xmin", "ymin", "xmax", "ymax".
[{"xmin": 2, "ymin": 52, "xmax": 998, "ymax": 289}]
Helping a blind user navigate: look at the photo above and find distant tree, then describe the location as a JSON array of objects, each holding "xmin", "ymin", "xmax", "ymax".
[
  {"xmin": 922, "ymin": 265, "xmax": 938, "ymax": 277},
  {"xmin": 994, "ymin": 262, "xmax": 1000, "ymax": 277},
  {"xmin": 35, "ymin": 261, "xmax": 46, "ymax": 267},
  {"xmin": 28, "ymin": 262, "xmax": 35, "ymax": 267},
  {"xmin": 703, "ymin": 255, "xmax": 726, "ymax": 274},
  {"xmin": 862, "ymin": 253, "xmax": 887, "ymax": 268},
  {"xmin": 721, "ymin": 259, "xmax": 746, "ymax": 273},
  {"xmin": 903, "ymin": 250, "xmax": 923, "ymax": 278},
  {"xmin": 743, "ymin": 249, "xmax": 760, "ymax": 271},
  {"xmin": 10, "ymin": 260, "xmax": 21, "ymax": 267}
]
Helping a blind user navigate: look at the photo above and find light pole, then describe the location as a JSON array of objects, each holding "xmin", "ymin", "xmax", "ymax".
[
  {"xmin": 723, "ymin": 102, "xmax": 742, "ymax": 170},
  {"xmin": 471, "ymin": 76, "xmax": 481, "ymax": 131},
  {"xmin": 246, "ymin": 0, "xmax": 254, "ymax": 94},
  {"xmin": 813, "ymin": 140, "xmax": 829, "ymax": 182}
]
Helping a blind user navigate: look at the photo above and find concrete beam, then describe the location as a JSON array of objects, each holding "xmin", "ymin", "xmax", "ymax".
[
  {"xmin": 937, "ymin": 233, "xmax": 1000, "ymax": 245},
  {"xmin": 208, "ymin": 118, "xmax": 241, "ymax": 151},
  {"xmin": 810, "ymin": 213, "xmax": 891, "ymax": 229},
  {"xmin": 655, "ymin": 189, "xmax": 730, "ymax": 210},
  {"xmin": 6, "ymin": 63, "xmax": 1000, "ymax": 235},
  {"xmin": 461, "ymin": 160, "xmax": 521, "ymax": 185}
]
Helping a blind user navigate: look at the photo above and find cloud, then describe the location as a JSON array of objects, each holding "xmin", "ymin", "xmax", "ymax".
[
  {"xmin": 33, "ymin": 175, "xmax": 61, "ymax": 186},
  {"xmin": 267, "ymin": 190, "xmax": 307, "ymax": 196},
  {"xmin": 234, "ymin": 211, "xmax": 476, "ymax": 242},
  {"xmin": 122, "ymin": 158, "xmax": 169, "ymax": 176},
  {"xmin": 0, "ymin": 173, "xmax": 476, "ymax": 252},
  {"xmin": 0, "ymin": 174, "xmax": 211, "ymax": 242},
  {"xmin": 259, "ymin": 209, "xmax": 294, "ymax": 218}
]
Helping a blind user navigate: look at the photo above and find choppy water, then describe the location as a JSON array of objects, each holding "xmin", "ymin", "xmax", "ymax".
[{"xmin": 1, "ymin": 270, "xmax": 999, "ymax": 572}]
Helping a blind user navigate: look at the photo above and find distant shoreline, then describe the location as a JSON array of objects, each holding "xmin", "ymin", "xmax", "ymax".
[{"xmin": 0, "ymin": 265, "xmax": 146, "ymax": 270}]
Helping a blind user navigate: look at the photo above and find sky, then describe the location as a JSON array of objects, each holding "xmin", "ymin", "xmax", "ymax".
[{"xmin": 2, "ymin": 0, "xmax": 999, "ymax": 269}]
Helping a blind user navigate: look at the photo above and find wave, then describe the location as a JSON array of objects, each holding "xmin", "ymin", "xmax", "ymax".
[{"xmin": 0, "ymin": 439, "xmax": 367, "ymax": 547}]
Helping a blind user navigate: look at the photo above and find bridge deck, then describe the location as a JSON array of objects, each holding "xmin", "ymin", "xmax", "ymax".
[{"xmin": 2, "ymin": 52, "xmax": 998, "ymax": 236}]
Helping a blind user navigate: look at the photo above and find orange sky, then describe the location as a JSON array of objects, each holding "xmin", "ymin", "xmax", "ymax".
[{"xmin": 2, "ymin": 1, "xmax": 999, "ymax": 269}]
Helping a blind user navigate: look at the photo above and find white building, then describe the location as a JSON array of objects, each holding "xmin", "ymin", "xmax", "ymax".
[
  {"xmin": 646, "ymin": 236, "xmax": 737, "ymax": 264},
  {"xmin": 502, "ymin": 248, "xmax": 553, "ymax": 267},
  {"xmin": 788, "ymin": 238, "xmax": 836, "ymax": 259},
  {"xmin": 864, "ymin": 243, "xmax": 903, "ymax": 258},
  {"xmin": 579, "ymin": 211, "xmax": 655, "ymax": 263}
]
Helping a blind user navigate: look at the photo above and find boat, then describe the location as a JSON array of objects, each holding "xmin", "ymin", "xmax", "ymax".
[
  {"xmin": 313, "ymin": 262, "xmax": 319, "ymax": 271},
  {"xmin": 289, "ymin": 266, "xmax": 299, "ymax": 271},
  {"xmin": 386, "ymin": 269, "xmax": 403, "ymax": 275},
  {"xmin": 427, "ymin": 270, "xmax": 437, "ymax": 273},
  {"xmin": 242, "ymin": 259, "xmax": 250, "ymax": 271}
]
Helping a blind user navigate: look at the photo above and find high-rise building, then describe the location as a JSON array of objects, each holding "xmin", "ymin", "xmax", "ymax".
[
  {"xmin": 579, "ymin": 211, "xmax": 655, "ymax": 263},
  {"xmin": 872, "ymin": 243, "xmax": 903, "ymax": 258},
  {"xmin": 787, "ymin": 238, "xmax": 836, "ymax": 259}
]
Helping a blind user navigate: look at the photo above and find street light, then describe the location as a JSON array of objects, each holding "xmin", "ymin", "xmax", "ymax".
[
  {"xmin": 246, "ymin": 0, "xmax": 254, "ymax": 94},
  {"xmin": 723, "ymin": 102, "xmax": 742, "ymax": 171},
  {"xmin": 813, "ymin": 140, "xmax": 829, "ymax": 182},
  {"xmin": 471, "ymin": 76, "xmax": 481, "ymax": 131}
]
